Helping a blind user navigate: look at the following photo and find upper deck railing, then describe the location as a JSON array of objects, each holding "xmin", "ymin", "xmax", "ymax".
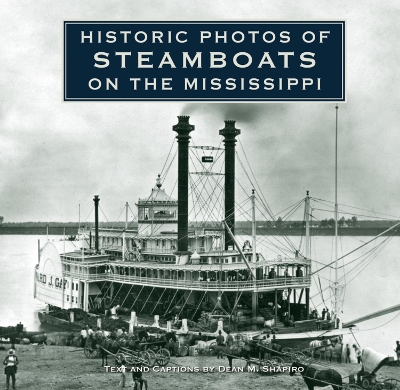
[{"xmin": 60, "ymin": 270, "xmax": 311, "ymax": 291}]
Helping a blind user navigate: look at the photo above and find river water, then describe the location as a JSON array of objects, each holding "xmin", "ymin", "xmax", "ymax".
[{"xmin": 1, "ymin": 234, "xmax": 399, "ymax": 357}]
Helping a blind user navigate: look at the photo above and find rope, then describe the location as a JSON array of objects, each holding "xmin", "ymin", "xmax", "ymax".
[
  {"xmin": 190, "ymin": 291, "xmax": 207, "ymax": 321},
  {"xmin": 150, "ymin": 288, "xmax": 167, "ymax": 316},
  {"xmin": 129, "ymin": 286, "xmax": 145, "ymax": 311},
  {"xmin": 139, "ymin": 287, "xmax": 155, "ymax": 315},
  {"xmin": 120, "ymin": 284, "xmax": 135, "ymax": 308},
  {"xmin": 163, "ymin": 289, "xmax": 179, "ymax": 316},
  {"xmin": 109, "ymin": 282, "xmax": 125, "ymax": 307}
]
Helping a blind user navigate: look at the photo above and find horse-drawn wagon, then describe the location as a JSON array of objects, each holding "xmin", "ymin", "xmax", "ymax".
[
  {"xmin": 83, "ymin": 331, "xmax": 170, "ymax": 368},
  {"xmin": 290, "ymin": 347, "xmax": 399, "ymax": 390}
]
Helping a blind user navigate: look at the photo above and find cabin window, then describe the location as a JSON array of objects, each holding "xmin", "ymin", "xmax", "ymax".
[
  {"xmin": 142, "ymin": 240, "xmax": 146, "ymax": 249},
  {"xmin": 76, "ymin": 283, "xmax": 78, "ymax": 290},
  {"xmin": 232, "ymin": 258, "xmax": 236, "ymax": 263},
  {"xmin": 225, "ymin": 259, "xmax": 228, "ymax": 263},
  {"xmin": 238, "ymin": 258, "xmax": 242, "ymax": 262},
  {"xmin": 162, "ymin": 240, "xmax": 165, "ymax": 248},
  {"xmin": 72, "ymin": 284, "xmax": 74, "ymax": 291},
  {"xmin": 144, "ymin": 208, "xmax": 149, "ymax": 220},
  {"xmin": 156, "ymin": 240, "xmax": 159, "ymax": 247},
  {"xmin": 67, "ymin": 295, "xmax": 69, "ymax": 301}
]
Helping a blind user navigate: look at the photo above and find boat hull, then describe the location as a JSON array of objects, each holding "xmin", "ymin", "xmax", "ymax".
[{"xmin": 38, "ymin": 311, "xmax": 83, "ymax": 332}]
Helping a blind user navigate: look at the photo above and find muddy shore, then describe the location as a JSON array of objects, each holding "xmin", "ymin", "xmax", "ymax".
[{"xmin": 3, "ymin": 344, "xmax": 399, "ymax": 390}]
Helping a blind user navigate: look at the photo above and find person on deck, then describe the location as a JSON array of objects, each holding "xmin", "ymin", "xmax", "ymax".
[
  {"xmin": 326, "ymin": 311, "xmax": 331, "ymax": 321},
  {"xmin": 321, "ymin": 308, "xmax": 327, "ymax": 320},
  {"xmin": 3, "ymin": 349, "xmax": 18, "ymax": 390},
  {"xmin": 295, "ymin": 266, "xmax": 303, "ymax": 277}
]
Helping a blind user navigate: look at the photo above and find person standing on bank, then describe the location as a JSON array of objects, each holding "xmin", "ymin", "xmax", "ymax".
[
  {"xmin": 3, "ymin": 349, "xmax": 19, "ymax": 390},
  {"xmin": 216, "ymin": 331, "xmax": 225, "ymax": 359},
  {"xmin": 353, "ymin": 344, "xmax": 362, "ymax": 363},
  {"xmin": 345, "ymin": 344, "xmax": 351, "ymax": 363}
]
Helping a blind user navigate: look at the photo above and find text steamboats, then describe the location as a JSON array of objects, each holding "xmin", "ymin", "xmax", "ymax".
[{"xmin": 34, "ymin": 116, "xmax": 354, "ymax": 347}]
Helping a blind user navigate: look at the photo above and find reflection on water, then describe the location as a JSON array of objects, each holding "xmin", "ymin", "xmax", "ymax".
[{"xmin": 1, "ymin": 234, "xmax": 399, "ymax": 357}]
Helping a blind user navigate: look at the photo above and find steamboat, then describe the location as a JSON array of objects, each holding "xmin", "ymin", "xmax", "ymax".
[{"xmin": 34, "ymin": 116, "xmax": 358, "ymax": 347}]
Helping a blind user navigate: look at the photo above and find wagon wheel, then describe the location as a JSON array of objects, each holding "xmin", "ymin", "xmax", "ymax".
[
  {"xmin": 156, "ymin": 348, "xmax": 170, "ymax": 366},
  {"xmin": 281, "ymin": 347, "xmax": 292, "ymax": 353},
  {"xmin": 281, "ymin": 352, "xmax": 293, "ymax": 363},
  {"xmin": 144, "ymin": 349, "xmax": 157, "ymax": 367},
  {"xmin": 372, "ymin": 384, "xmax": 384, "ymax": 390},
  {"xmin": 270, "ymin": 356, "xmax": 284, "ymax": 365},
  {"xmin": 96, "ymin": 345, "xmax": 102, "ymax": 357},
  {"xmin": 138, "ymin": 351, "xmax": 152, "ymax": 367},
  {"xmin": 383, "ymin": 379, "xmax": 400, "ymax": 390},
  {"xmin": 343, "ymin": 385, "xmax": 363, "ymax": 390},
  {"xmin": 292, "ymin": 352, "xmax": 306, "ymax": 361},
  {"xmin": 84, "ymin": 344, "xmax": 97, "ymax": 359},
  {"xmin": 302, "ymin": 348, "xmax": 314, "ymax": 358},
  {"xmin": 125, "ymin": 353, "xmax": 135, "ymax": 365},
  {"xmin": 362, "ymin": 379, "xmax": 371, "ymax": 389},
  {"xmin": 258, "ymin": 359, "xmax": 271, "ymax": 370}
]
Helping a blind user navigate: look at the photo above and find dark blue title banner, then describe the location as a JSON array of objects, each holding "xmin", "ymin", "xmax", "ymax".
[{"xmin": 64, "ymin": 21, "xmax": 345, "ymax": 102}]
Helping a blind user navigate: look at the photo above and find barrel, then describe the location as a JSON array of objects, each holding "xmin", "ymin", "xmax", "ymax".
[
  {"xmin": 31, "ymin": 333, "xmax": 48, "ymax": 344},
  {"xmin": 178, "ymin": 345, "xmax": 188, "ymax": 357},
  {"xmin": 189, "ymin": 346, "xmax": 197, "ymax": 357}
]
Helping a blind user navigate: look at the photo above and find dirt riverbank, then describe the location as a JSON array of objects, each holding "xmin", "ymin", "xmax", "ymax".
[{"xmin": 3, "ymin": 344, "xmax": 400, "ymax": 390}]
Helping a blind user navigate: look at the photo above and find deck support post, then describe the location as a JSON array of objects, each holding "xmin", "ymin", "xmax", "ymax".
[
  {"xmin": 306, "ymin": 288, "xmax": 310, "ymax": 319},
  {"xmin": 274, "ymin": 289, "xmax": 278, "ymax": 327},
  {"xmin": 252, "ymin": 291, "xmax": 258, "ymax": 319}
]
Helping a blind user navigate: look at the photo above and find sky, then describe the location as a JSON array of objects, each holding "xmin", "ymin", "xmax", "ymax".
[{"xmin": 1, "ymin": 0, "xmax": 400, "ymax": 222}]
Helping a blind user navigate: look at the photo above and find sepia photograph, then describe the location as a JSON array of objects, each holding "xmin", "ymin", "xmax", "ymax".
[{"xmin": 0, "ymin": 1, "xmax": 400, "ymax": 389}]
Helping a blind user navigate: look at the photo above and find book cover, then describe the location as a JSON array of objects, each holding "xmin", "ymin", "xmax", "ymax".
[{"xmin": 1, "ymin": 1, "xmax": 399, "ymax": 389}]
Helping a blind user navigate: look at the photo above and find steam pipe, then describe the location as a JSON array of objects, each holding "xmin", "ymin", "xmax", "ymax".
[{"xmin": 93, "ymin": 195, "xmax": 100, "ymax": 253}]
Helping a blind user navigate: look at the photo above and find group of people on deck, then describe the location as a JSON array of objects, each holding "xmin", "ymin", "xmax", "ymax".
[
  {"xmin": 264, "ymin": 266, "xmax": 304, "ymax": 279},
  {"xmin": 310, "ymin": 307, "xmax": 334, "ymax": 329}
]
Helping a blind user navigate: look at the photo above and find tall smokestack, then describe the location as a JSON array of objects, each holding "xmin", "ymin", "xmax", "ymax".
[
  {"xmin": 219, "ymin": 120, "xmax": 241, "ymax": 250},
  {"xmin": 173, "ymin": 116, "xmax": 194, "ymax": 253},
  {"xmin": 93, "ymin": 195, "xmax": 100, "ymax": 252}
]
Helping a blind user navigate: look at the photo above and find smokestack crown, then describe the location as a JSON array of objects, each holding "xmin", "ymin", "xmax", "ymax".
[
  {"xmin": 219, "ymin": 120, "xmax": 241, "ymax": 138},
  {"xmin": 173, "ymin": 116, "xmax": 195, "ymax": 135}
]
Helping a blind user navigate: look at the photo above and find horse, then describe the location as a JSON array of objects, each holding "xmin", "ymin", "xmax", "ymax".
[
  {"xmin": 290, "ymin": 361, "xmax": 343, "ymax": 390},
  {"xmin": 225, "ymin": 343, "xmax": 251, "ymax": 370},
  {"xmin": 309, "ymin": 339, "xmax": 333, "ymax": 361}
]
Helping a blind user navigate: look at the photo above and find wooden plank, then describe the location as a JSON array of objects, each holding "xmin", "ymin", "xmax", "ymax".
[{"xmin": 343, "ymin": 304, "xmax": 400, "ymax": 327}]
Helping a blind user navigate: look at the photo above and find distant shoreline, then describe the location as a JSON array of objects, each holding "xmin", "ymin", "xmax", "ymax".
[{"xmin": 1, "ymin": 226, "xmax": 399, "ymax": 236}]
